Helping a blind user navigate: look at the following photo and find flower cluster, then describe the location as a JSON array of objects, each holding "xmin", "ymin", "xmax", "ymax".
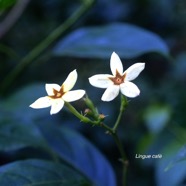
[{"xmin": 30, "ymin": 52, "xmax": 145, "ymax": 114}]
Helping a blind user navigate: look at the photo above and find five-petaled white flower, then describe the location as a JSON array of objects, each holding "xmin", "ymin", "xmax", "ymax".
[
  {"xmin": 89, "ymin": 52, "xmax": 145, "ymax": 101},
  {"xmin": 30, "ymin": 69, "xmax": 85, "ymax": 115}
]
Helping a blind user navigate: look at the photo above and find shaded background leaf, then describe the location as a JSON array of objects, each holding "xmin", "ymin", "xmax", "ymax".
[
  {"xmin": 53, "ymin": 23, "xmax": 169, "ymax": 59},
  {"xmin": 38, "ymin": 122, "xmax": 116, "ymax": 186},
  {"xmin": 0, "ymin": 159, "xmax": 90, "ymax": 186},
  {"xmin": 165, "ymin": 145, "xmax": 186, "ymax": 171},
  {"xmin": 155, "ymin": 142, "xmax": 186, "ymax": 186},
  {"xmin": 143, "ymin": 104, "xmax": 171, "ymax": 134},
  {"xmin": 0, "ymin": 84, "xmax": 49, "ymax": 120},
  {"xmin": 0, "ymin": 120, "xmax": 47, "ymax": 152}
]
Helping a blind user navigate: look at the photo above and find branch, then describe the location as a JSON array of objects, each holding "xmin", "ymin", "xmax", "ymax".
[{"xmin": 0, "ymin": 0, "xmax": 30, "ymax": 39}]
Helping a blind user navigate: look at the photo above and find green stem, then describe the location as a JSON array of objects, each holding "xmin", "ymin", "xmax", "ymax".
[
  {"xmin": 111, "ymin": 94, "xmax": 128, "ymax": 186},
  {"xmin": 112, "ymin": 133, "xmax": 128, "ymax": 186},
  {"xmin": 98, "ymin": 95, "xmax": 128, "ymax": 186},
  {"xmin": 113, "ymin": 94, "xmax": 128, "ymax": 132},
  {"xmin": 101, "ymin": 122, "xmax": 128, "ymax": 186},
  {"xmin": 65, "ymin": 102, "xmax": 98, "ymax": 125},
  {"xmin": 1, "ymin": 0, "xmax": 95, "ymax": 94},
  {"xmin": 66, "ymin": 94, "xmax": 128, "ymax": 186},
  {"xmin": 84, "ymin": 95, "xmax": 100, "ymax": 119}
]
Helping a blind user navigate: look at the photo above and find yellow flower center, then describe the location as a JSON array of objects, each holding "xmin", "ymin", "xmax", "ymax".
[{"xmin": 109, "ymin": 70, "xmax": 126, "ymax": 85}]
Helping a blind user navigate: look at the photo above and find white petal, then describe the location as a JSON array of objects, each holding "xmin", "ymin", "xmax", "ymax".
[
  {"xmin": 30, "ymin": 96, "xmax": 51, "ymax": 109},
  {"xmin": 101, "ymin": 85, "xmax": 120, "ymax": 101},
  {"xmin": 50, "ymin": 98, "xmax": 64, "ymax": 115},
  {"xmin": 62, "ymin": 69, "xmax": 77, "ymax": 92},
  {"xmin": 120, "ymin": 82, "xmax": 140, "ymax": 98},
  {"xmin": 62, "ymin": 90, "xmax": 85, "ymax": 102},
  {"xmin": 124, "ymin": 63, "xmax": 145, "ymax": 81},
  {"xmin": 110, "ymin": 52, "xmax": 123, "ymax": 76},
  {"xmin": 89, "ymin": 74, "xmax": 113, "ymax": 88},
  {"xmin": 45, "ymin": 84, "xmax": 61, "ymax": 96}
]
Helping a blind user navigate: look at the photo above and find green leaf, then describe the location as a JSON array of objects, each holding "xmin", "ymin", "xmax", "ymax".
[
  {"xmin": 38, "ymin": 122, "xmax": 116, "ymax": 186},
  {"xmin": 155, "ymin": 142, "xmax": 186, "ymax": 186},
  {"xmin": 0, "ymin": 119, "xmax": 47, "ymax": 151},
  {"xmin": 53, "ymin": 23, "xmax": 169, "ymax": 59},
  {"xmin": 0, "ymin": 159, "xmax": 90, "ymax": 186},
  {"xmin": 0, "ymin": 84, "xmax": 52, "ymax": 151}
]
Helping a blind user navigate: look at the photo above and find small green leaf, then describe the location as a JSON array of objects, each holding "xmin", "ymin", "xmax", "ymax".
[
  {"xmin": 0, "ymin": 159, "xmax": 90, "ymax": 186},
  {"xmin": 53, "ymin": 23, "xmax": 169, "ymax": 59},
  {"xmin": 38, "ymin": 122, "xmax": 116, "ymax": 186}
]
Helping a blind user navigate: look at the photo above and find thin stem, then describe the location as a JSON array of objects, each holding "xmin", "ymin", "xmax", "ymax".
[
  {"xmin": 112, "ymin": 133, "xmax": 128, "ymax": 186},
  {"xmin": 66, "ymin": 94, "xmax": 129, "ymax": 186},
  {"xmin": 111, "ymin": 94, "xmax": 128, "ymax": 186},
  {"xmin": 113, "ymin": 94, "xmax": 128, "ymax": 132},
  {"xmin": 0, "ymin": 0, "xmax": 30, "ymax": 38},
  {"xmin": 84, "ymin": 95, "xmax": 100, "ymax": 120},
  {"xmin": 101, "ymin": 122, "xmax": 129, "ymax": 186},
  {"xmin": 1, "ymin": 0, "xmax": 95, "ymax": 94}
]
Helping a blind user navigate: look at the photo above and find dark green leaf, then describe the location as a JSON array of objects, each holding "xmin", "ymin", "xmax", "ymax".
[
  {"xmin": 0, "ymin": 84, "xmax": 52, "ymax": 151},
  {"xmin": 0, "ymin": 120, "xmax": 47, "ymax": 151},
  {"xmin": 38, "ymin": 122, "xmax": 116, "ymax": 186},
  {"xmin": 53, "ymin": 23, "xmax": 169, "ymax": 59},
  {"xmin": 0, "ymin": 159, "xmax": 90, "ymax": 186}
]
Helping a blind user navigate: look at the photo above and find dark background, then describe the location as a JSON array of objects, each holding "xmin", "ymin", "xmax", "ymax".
[{"xmin": 0, "ymin": 0, "xmax": 186, "ymax": 185}]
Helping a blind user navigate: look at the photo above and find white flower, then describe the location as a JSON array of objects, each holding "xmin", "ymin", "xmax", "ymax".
[
  {"xmin": 89, "ymin": 52, "xmax": 145, "ymax": 101},
  {"xmin": 30, "ymin": 69, "xmax": 85, "ymax": 115}
]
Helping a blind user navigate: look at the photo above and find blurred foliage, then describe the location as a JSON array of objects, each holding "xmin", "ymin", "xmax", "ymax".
[
  {"xmin": 0, "ymin": 0, "xmax": 16, "ymax": 10},
  {"xmin": 0, "ymin": 0, "xmax": 186, "ymax": 185}
]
